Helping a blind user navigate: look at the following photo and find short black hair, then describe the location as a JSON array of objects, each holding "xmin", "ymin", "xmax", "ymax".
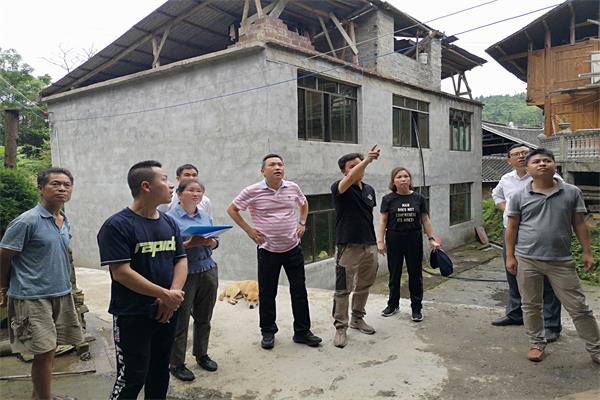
[
  {"xmin": 127, "ymin": 160, "xmax": 162, "ymax": 198},
  {"xmin": 337, "ymin": 153, "xmax": 363, "ymax": 170},
  {"xmin": 261, "ymin": 154, "xmax": 283, "ymax": 169},
  {"xmin": 37, "ymin": 167, "xmax": 74, "ymax": 187},
  {"xmin": 175, "ymin": 164, "xmax": 198, "ymax": 177},
  {"xmin": 525, "ymin": 147, "xmax": 555, "ymax": 164},
  {"xmin": 507, "ymin": 143, "xmax": 530, "ymax": 158}
]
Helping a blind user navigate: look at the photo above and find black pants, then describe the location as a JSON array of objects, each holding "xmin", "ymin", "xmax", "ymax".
[
  {"xmin": 385, "ymin": 230, "xmax": 423, "ymax": 312},
  {"xmin": 257, "ymin": 245, "xmax": 311, "ymax": 335},
  {"xmin": 109, "ymin": 314, "xmax": 176, "ymax": 400}
]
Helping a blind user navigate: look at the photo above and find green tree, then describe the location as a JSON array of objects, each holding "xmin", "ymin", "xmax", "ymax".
[
  {"xmin": 0, "ymin": 48, "xmax": 51, "ymax": 154},
  {"xmin": 476, "ymin": 93, "xmax": 544, "ymax": 128}
]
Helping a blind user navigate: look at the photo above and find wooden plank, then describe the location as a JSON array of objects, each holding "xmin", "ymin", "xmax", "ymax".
[
  {"xmin": 68, "ymin": 0, "xmax": 214, "ymax": 90},
  {"xmin": 152, "ymin": 26, "xmax": 171, "ymax": 68},
  {"xmin": 494, "ymin": 45, "xmax": 526, "ymax": 76},
  {"xmin": 318, "ymin": 16, "xmax": 337, "ymax": 57},
  {"xmin": 293, "ymin": 2, "xmax": 329, "ymax": 18},
  {"xmin": 247, "ymin": 1, "xmax": 277, "ymax": 25},
  {"xmin": 330, "ymin": 12, "xmax": 358, "ymax": 55},
  {"xmin": 269, "ymin": 0, "xmax": 289, "ymax": 19},
  {"xmin": 240, "ymin": 0, "xmax": 250, "ymax": 34},
  {"xmin": 254, "ymin": 0, "xmax": 263, "ymax": 18},
  {"xmin": 569, "ymin": 2, "xmax": 575, "ymax": 45},
  {"xmin": 499, "ymin": 51, "xmax": 528, "ymax": 62},
  {"xmin": 349, "ymin": 21, "xmax": 358, "ymax": 63}
]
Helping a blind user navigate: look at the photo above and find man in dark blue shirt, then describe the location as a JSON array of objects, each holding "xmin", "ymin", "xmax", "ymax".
[{"xmin": 97, "ymin": 160, "xmax": 187, "ymax": 400}]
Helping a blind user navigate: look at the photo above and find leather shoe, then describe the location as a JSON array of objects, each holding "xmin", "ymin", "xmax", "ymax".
[
  {"xmin": 545, "ymin": 330, "xmax": 560, "ymax": 343},
  {"xmin": 527, "ymin": 344, "xmax": 545, "ymax": 362},
  {"xmin": 491, "ymin": 316, "xmax": 523, "ymax": 326},
  {"xmin": 261, "ymin": 332, "xmax": 275, "ymax": 349},
  {"xmin": 333, "ymin": 329, "xmax": 347, "ymax": 348},
  {"xmin": 170, "ymin": 364, "xmax": 195, "ymax": 381},
  {"xmin": 293, "ymin": 331, "xmax": 322, "ymax": 347},
  {"xmin": 197, "ymin": 354, "xmax": 218, "ymax": 372}
]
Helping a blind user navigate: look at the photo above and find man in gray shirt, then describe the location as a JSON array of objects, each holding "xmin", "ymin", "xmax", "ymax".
[{"xmin": 505, "ymin": 148, "xmax": 599, "ymax": 364}]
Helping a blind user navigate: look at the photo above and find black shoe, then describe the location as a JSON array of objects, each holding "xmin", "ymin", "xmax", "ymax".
[
  {"xmin": 197, "ymin": 354, "xmax": 218, "ymax": 371},
  {"xmin": 261, "ymin": 332, "xmax": 275, "ymax": 349},
  {"xmin": 170, "ymin": 364, "xmax": 195, "ymax": 381},
  {"xmin": 545, "ymin": 330, "xmax": 561, "ymax": 343},
  {"xmin": 411, "ymin": 311, "xmax": 423, "ymax": 322},
  {"xmin": 381, "ymin": 305, "xmax": 399, "ymax": 317},
  {"xmin": 293, "ymin": 331, "xmax": 322, "ymax": 347},
  {"xmin": 491, "ymin": 316, "xmax": 523, "ymax": 326}
]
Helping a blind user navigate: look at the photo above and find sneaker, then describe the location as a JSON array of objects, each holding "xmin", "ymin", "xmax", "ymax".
[
  {"xmin": 197, "ymin": 354, "xmax": 218, "ymax": 371},
  {"xmin": 527, "ymin": 344, "xmax": 545, "ymax": 362},
  {"xmin": 381, "ymin": 305, "xmax": 399, "ymax": 317},
  {"xmin": 349, "ymin": 319, "xmax": 376, "ymax": 334},
  {"xmin": 411, "ymin": 311, "xmax": 423, "ymax": 322},
  {"xmin": 170, "ymin": 364, "xmax": 195, "ymax": 381},
  {"xmin": 261, "ymin": 332, "xmax": 275, "ymax": 349},
  {"xmin": 333, "ymin": 329, "xmax": 347, "ymax": 348},
  {"xmin": 293, "ymin": 331, "xmax": 322, "ymax": 347}
]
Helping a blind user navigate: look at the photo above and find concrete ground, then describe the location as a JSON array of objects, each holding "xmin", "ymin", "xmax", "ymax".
[{"xmin": 1, "ymin": 245, "xmax": 599, "ymax": 399}]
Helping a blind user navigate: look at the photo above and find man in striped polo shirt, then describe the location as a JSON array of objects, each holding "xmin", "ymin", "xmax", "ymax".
[{"xmin": 227, "ymin": 154, "xmax": 322, "ymax": 350}]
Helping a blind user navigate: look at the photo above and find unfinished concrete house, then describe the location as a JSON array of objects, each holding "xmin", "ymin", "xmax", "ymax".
[
  {"xmin": 41, "ymin": 0, "xmax": 486, "ymax": 287},
  {"xmin": 486, "ymin": 0, "xmax": 600, "ymax": 212}
]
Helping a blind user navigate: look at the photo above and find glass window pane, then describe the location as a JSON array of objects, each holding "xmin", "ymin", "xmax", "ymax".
[
  {"xmin": 314, "ymin": 213, "xmax": 333, "ymax": 260},
  {"xmin": 393, "ymin": 95, "xmax": 404, "ymax": 107},
  {"xmin": 400, "ymin": 109, "xmax": 411, "ymax": 146},
  {"xmin": 298, "ymin": 89, "xmax": 305, "ymax": 139},
  {"xmin": 318, "ymin": 79, "xmax": 337, "ymax": 94},
  {"xmin": 345, "ymin": 98, "xmax": 357, "ymax": 143},
  {"xmin": 405, "ymin": 98, "xmax": 418, "ymax": 111},
  {"xmin": 330, "ymin": 95, "xmax": 344, "ymax": 142},
  {"xmin": 466, "ymin": 124, "xmax": 471, "ymax": 151},
  {"xmin": 306, "ymin": 91, "xmax": 324, "ymax": 140},
  {"xmin": 298, "ymin": 74, "xmax": 316, "ymax": 89},
  {"xmin": 393, "ymin": 108, "xmax": 401, "ymax": 146},
  {"xmin": 338, "ymin": 84, "xmax": 357, "ymax": 98},
  {"xmin": 418, "ymin": 101, "xmax": 429, "ymax": 112}
]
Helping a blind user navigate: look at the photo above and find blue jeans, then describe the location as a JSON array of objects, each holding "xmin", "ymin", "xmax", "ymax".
[{"xmin": 502, "ymin": 229, "xmax": 562, "ymax": 333}]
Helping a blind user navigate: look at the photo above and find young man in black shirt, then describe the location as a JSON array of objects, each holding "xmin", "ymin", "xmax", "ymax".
[
  {"xmin": 331, "ymin": 145, "xmax": 380, "ymax": 348},
  {"xmin": 97, "ymin": 160, "xmax": 188, "ymax": 400}
]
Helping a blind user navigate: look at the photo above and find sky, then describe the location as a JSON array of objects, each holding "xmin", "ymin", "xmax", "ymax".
[{"xmin": 1, "ymin": 0, "xmax": 561, "ymax": 97}]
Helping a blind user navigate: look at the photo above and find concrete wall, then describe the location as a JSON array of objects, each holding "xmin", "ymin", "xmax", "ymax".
[{"xmin": 48, "ymin": 43, "xmax": 481, "ymax": 290}]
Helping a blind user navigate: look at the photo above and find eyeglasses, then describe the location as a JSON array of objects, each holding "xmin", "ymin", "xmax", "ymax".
[{"xmin": 509, "ymin": 151, "xmax": 529, "ymax": 158}]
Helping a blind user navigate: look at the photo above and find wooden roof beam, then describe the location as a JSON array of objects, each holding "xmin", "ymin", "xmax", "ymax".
[
  {"xmin": 495, "ymin": 45, "xmax": 526, "ymax": 76},
  {"xmin": 330, "ymin": 12, "xmax": 358, "ymax": 55},
  {"xmin": 318, "ymin": 16, "xmax": 337, "ymax": 57}
]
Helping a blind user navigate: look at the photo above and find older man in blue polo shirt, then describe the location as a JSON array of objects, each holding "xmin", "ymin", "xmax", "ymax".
[{"xmin": 0, "ymin": 167, "xmax": 83, "ymax": 400}]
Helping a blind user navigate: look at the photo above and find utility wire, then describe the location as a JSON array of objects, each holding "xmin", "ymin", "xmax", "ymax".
[
  {"xmin": 0, "ymin": 75, "xmax": 47, "ymax": 115},
  {"xmin": 52, "ymin": 3, "xmax": 559, "ymax": 124}
]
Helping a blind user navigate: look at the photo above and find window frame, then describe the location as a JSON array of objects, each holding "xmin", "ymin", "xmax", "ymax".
[
  {"xmin": 298, "ymin": 72, "xmax": 358, "ymax": 144},
  {"xmin": 449, "ymin": 183, "xmax": 472, "ymax": 226},
  {"xmin": 392, "ymin": 95, "xmax": 430, "ymax": 149},
  {"xmin": 449, "ymin": 108, "xmax": 472, "ymax": 151}
]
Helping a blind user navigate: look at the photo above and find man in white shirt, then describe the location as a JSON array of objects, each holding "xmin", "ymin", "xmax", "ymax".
[
  {"xmin": 491, "ymin": 144, "xmax": 562, "ymax": 342},
  {"xmin": 158, "ymin": 164, "xmax": 213, "ymax": 218}
]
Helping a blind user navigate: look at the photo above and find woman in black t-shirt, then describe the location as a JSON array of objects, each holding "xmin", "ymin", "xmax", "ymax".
[{"xmin": 377, "ymin": 167, "xmax": 441, "ymax": 322}]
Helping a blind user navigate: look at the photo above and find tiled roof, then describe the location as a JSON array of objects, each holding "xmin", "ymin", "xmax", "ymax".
[
  {"xmin": 482, "ymin": 155, "xmax": 512, "ymax": 183},
  {"xmin": 482, "ymin": 121, "xmax": 543, "ymax": 148}
]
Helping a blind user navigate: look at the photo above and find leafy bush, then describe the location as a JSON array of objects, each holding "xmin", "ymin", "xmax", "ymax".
[
  {"xmin": 0, "ymin": 167, "xmax": 38, "ymax": 236},
  {"xmin": 482, "ymin": 198, "xmax": 503, "ymax": 243},
  {"xmin": 571, "ymin": 219, "xmax": 600, "ymax": 286}
]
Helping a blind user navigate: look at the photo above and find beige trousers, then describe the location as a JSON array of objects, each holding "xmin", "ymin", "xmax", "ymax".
[
  {"xmin": 516, "ymin": 257, "xmax": 600, "ymax": 356},
  {"xmin": 333, "ymin": 244, "xmax": 378, "ymax": 330}
]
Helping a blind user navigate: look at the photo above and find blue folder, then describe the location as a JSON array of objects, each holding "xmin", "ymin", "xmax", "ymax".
[{"xmin": 182, "ymin": 225, "xmax": 233, "ymax": 237}]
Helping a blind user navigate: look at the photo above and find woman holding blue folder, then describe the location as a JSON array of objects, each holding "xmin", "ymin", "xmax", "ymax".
[{"xmin": 166, "ymin": 179, "xmax": 219, "ymax": 381}]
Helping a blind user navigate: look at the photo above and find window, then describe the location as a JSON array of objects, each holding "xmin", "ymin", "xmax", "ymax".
[
  {"xmin": 298, "ymin": 72, "xmax": 357, "ymax": 143},
  {"xmin": 449, "ymin": 183, "xmax": 471, "ymax": 225},
  {"xmin": 450, "ymin": 109, "xmax": 472, "ymax": 151},
  {"xmin": 301, "ymin": 194, "xmax": 336, "ymax": 264},
  {"xmin": 392, "ymin": 95, "xmax": 429, "ymax": 148},
  {"xmin": 414, "ymin": 186, "xmax": 430, "ymax": 214}
]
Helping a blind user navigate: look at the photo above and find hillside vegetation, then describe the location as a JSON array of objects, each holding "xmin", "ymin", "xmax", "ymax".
[{"xmin": 476, "ymin": 93, "xmax": 543, "ymax": 128}]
